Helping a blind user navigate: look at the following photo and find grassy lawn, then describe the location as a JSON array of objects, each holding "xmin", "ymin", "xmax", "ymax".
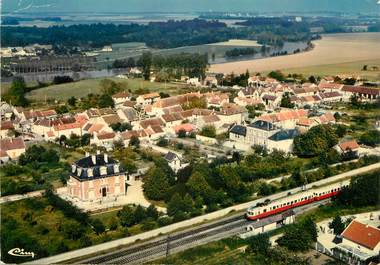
[
  {"xmin": 0, "ymin": 143, "xmax": 84, "ymax": 196},
  {"xmin": 25, "ymin": 77, "xmax": 185, "ymax": 101},
  {"xmin": 281, "ymin": 59, "xmax": 380, "ymax": 80}
]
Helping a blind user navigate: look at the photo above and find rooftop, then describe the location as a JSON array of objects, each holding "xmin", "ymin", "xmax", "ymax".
[
  {"xmin": 249, "ymin": 120, "xmax": 278, "ymax": 131},
  {"xmin": 341, "ymin": 220, "xmax": 380, "ymax": 250}
]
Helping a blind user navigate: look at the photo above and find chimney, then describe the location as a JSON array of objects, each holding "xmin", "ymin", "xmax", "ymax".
[
  {"xmin": 104, "ymin": 153, "xmax": 108, "ymax": 163},
  {"xmin": 91, "ymin": 155, "xmax": 96, "ymax": 165}
]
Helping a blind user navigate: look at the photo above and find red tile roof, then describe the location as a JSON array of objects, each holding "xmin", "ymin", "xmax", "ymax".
[
  {"xmin": 341, "ymin": 220, "xmax": 380, "ymax": 250},
  {"xmin": 112, "ymin": 92, "xmax": 129, "ymax": 98},
  {"xmin": 172, "ymin": 123, "xmax": 195, "ymax": 133},
  {"xmin": 0, "ymin": 137, "xmax": 25, "ymax": 151},
  {"xmin": 97, "ymin": 132, "xmax": 116, "ymax": 140},
  {"xmin": 202, "ymin": 115, "xmax": 220, "ymax": 123},
  {"xmin": 339, "ymin": 140, "xmax": 359, "ymax": 151},
  {"xmin": 140, "ymin": 118, "xmax": 164, "ymax": 129},
  {"xmin": 121, "ymin": 130, "xmax": 147, "ymax": 140},
  {"xmin": 259, "ymin": 109, "xmax": 308, "ymax": 123},
  {"xmin": 342, "ymin": 85, "xmax": 380, "ymax": 96},
  {"xmin": 0, "ymin": 121, "xmax": 14, "ymax": 130}
]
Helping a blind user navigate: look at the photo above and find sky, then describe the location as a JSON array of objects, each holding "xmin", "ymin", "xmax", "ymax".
[{"xmin": 2, "ymin": 0, "xmax": 380, "ymax": 14}]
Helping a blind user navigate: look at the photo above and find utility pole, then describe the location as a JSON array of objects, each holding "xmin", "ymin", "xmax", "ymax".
[{"xmin": 166, "ymin": 235, "xmax": 170, "ymax": 258}]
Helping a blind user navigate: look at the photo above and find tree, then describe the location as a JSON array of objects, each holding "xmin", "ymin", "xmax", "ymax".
[
  {"xmin": 91, "ymin": 219, "xmax": 105, "ymax": 235},
  {"xmin": 200, "ymin": 125, "xmax": 216, "ymax": 138},
  {"xmin": 293, "ymin": 125, "xmax": 338, "ymax": 157},
  {"xmin": 268, "ymin": 70, "xmax": 285, "ymax": 81},
  {"xmin": 117, "ymin": 205, "xmax": 136, "ymax": 227},
  {"xmin": 186, "ymin": 171, "xmax": 212, "ymax": 198},
  {"xmin": 5, "ymin": 76, "xmax": 28, "ymax": 106},
  {"xmin": 98, "ymin": 94, "xmax": 114, "ymax": 108},
  {"xmin": 143, "ymin": 167, "xmax": 170, "ymax": 201},
  {"xmin": 134, "ymin": 205, "xmax": 147, "ymax": 224},
  {"xmin": 177, "ymin": 129, "xmax": 187, "ymax": 138},
  {"xmin": 140, "ymin": 52, "xmax": 152, "ymax": 80},
  {"xmin": 129, "ymin": 135, "xmax": 140, "ymax": 148},
  {"xmin": 246, "ymin": 233, "xmax": 270, "ymax": 254},
  {"xmin": 157, "ymin": 137, "xmax": 169, "ymax": 147},
  {"xmin": 329, "ymin": 216, "xmax": 345, "ymax": 235},
  {"xmin": 67, "ymin": 96, "xmax": 77, "ymax": 106},
  {"xmin": 280, "ymin": 92, "xmax": 295, "ymax": 108},
  {"xmin": 146, "ymin": 205, "xmax": 159, "ymax": 220},
  {"xmin": 308, "ymin": 75, "xmax": 317, "ymax": 84},
  {"xmin": 336, "ymin": 171, "xmax": 379, "ymax": 207},
  {"xmin": 359, "ymin": 130, "xmax": 380, "ymax": 147},
  {"xmin": 61, "ymin": 220, "xmax": 85, "ymax": 240}
]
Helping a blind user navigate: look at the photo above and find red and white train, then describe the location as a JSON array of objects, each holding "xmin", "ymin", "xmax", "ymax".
[{"xmin": 246, "ymin": 181, "xmax": 349, "ymax": 221}]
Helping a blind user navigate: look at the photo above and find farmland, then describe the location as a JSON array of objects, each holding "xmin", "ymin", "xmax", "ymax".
[
  {"xmin": 210, "ymin": 33, "xmax": 380, "ymax": 77},
  {"xmin": 25, "ymin": 78, "xmax": 184, "ymax": 101}
]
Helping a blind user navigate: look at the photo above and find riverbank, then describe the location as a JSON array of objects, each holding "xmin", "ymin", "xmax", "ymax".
[{"xmin": 210, "ymin": 32, "xmax": 380, "ymax": 75}]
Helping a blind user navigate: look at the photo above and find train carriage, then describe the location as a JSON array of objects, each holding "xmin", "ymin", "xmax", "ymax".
[{"xmin": 246, "ymin": 181, "xmax": 349, "ymax": 221}]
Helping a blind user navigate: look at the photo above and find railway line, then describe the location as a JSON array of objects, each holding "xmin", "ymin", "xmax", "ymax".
[{"xmin": 79, "ymin": 201, "xmax": 327, "ymax": 265}]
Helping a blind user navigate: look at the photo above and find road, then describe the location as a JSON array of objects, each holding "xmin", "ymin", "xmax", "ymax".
[
  {"xmin": 24, "ymin": 162, "xmax": 380, "ymax": 265},
  {"xmin": 77, "ymin": 200, "xmax": 329, "ymax": 265}
]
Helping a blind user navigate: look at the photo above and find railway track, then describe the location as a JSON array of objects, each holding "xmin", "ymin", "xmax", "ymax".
[{"xmin": 79, "ymin": 201, "xmax": 327, "ymax": 265}]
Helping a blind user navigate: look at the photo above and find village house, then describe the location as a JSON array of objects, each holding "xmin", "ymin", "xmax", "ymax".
[
  {"xmin": 319, "ymin": 91, "xmax": 343, "ymax": 103},
  {"xmin": 164, "ymin": 151, "xmax": 188, "ymax": 173},
  {"xmin": 203, "ymin": 92, "xmax": 229, "ymax": 108},
  {"xmin": 19, "ymin": 109, "xmax": 57, "ymax": 122},
  {"xmin": 197, "ymin": 114, "xmax": 222, "ymax": 130},
  {"xmin": 335, "ymin": 139, "xmax": 360, "ymax": 157},
  {"xmin": 261, "ymin": 94, "xmax": 281, "ymax": 109},
  {"xmin": 237, "ymin": 87, "xmax": 261, "ymax": 99},
  {"xmin": 203, "ymin": 75, "xmax": 218, "ymax": 87},
  {"xmin": 0, "ymin": 137, "xmax": 26, "ymax": 163},
  {"xmin": 266, "ymin": 129, "xmax": 299, "ymax": 153},
  {"xmin": 332, "ymin": 220, "xmax": 380, "ymax": 265},
  {"xmin": 217, "ymin": 103, "xmax": 247, "ymax": 125},
  {"xmin": 136, "ymin": 92, "xmax": 161, "ymax": 106},
  {"xmin": 341, "ymin": 85, "xmax": 380, "ymax": 102},
  {"xmin": 170, "ymin": 123, "xmax": 195, "ymax": 136},
  {"xmin": 234, "ymin": 97, "xmax": 263, "ymax": 107},
  {"xmin": 90, "ymin": 132, "xmax": 118, "ymax": 150},
  {"xmin": 257, "ymin": 109, "xmax": 309, "ymax": 130},
  {"xmin": 112, "ymin": 92, "xmax": 130, "ymax": 105},
  {"xmin": 121, "ymin": 130, "xmax": 148, "ymax": 146},
  {"xmin": 0, "ymin": 121, "xmax": 14, "ymax": 138},
  {"xmin": 187, "ymin": 77, "xmax": 201, "ymax": 87},
  {"xmin": 318, "ymin": 82, "xmax": 344, "ymax": 92},
  {"xmin": 229, "ymin": 120, "xmax": 280, "ymax": 147},
  {"xmin": 0, "ymin": 102, "xmax": 14, "ymax": 120},
  {"xmin": 66, "ymin": 153, "xmax": 126, "ymax": 203},
  {"xmin": 116, "ymin": 107, "xmax": 138, "ymax": 123}
]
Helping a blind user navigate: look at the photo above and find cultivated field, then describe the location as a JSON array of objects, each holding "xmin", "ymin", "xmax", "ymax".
[
  {"xmin": 281, "ymin": 59, "xmax": 380, "ymax": 80},
  {"xmin": 210, "ymin": 33, "xmax": 380, "ymax": 78},
  {"xmin": 26, "ymin": 78, "xmax": 183, "ymax": 101}
]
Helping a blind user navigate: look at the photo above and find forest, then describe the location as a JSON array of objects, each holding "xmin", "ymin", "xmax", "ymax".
[{"xmin": 2, "ymin": 18, "xmax": 315, "ymax": 49}]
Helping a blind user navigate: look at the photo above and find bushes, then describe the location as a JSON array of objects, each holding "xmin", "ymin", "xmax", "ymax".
[
  {"xmin": 44, "ymin": 188, "xmax": 89, "ymax": 224},
  {"xmin": 359, "ymin": 130, "xmax": 380, "ymax": 147},
  {"xmin": 276, "ymin": 217, "xmax": 317, "ymax": 252},
  {"xmin": 117, "ymin": 204, "xmax": 159, "ymax": 227}
]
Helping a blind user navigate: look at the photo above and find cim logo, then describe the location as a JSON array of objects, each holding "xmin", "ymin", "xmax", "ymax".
[{"xmin": 8, "ymin": 248, "xmax": 35, "ymax": 258}]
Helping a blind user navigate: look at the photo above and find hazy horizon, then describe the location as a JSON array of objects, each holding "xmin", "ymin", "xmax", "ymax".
[{"xmin": 2, "ymin": 0, "xmax": 380, "ymax": 15}]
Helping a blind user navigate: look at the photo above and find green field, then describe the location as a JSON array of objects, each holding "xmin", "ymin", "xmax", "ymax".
[
  {"xmin": 26, "ymin": 78, "xmax": 184, "ymax": 101},
  {"xmin": 95, "ymin": 40, "xmax": 261, "ymax": 68},
  {"xmin": 282, "ymin": 59, "xmax": 380, "ymax": 80}
]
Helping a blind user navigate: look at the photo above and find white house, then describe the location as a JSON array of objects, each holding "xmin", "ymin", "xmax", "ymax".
[{"xmin": 164, "ymin": 152, "xmax": 188, "ymax": 173}]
